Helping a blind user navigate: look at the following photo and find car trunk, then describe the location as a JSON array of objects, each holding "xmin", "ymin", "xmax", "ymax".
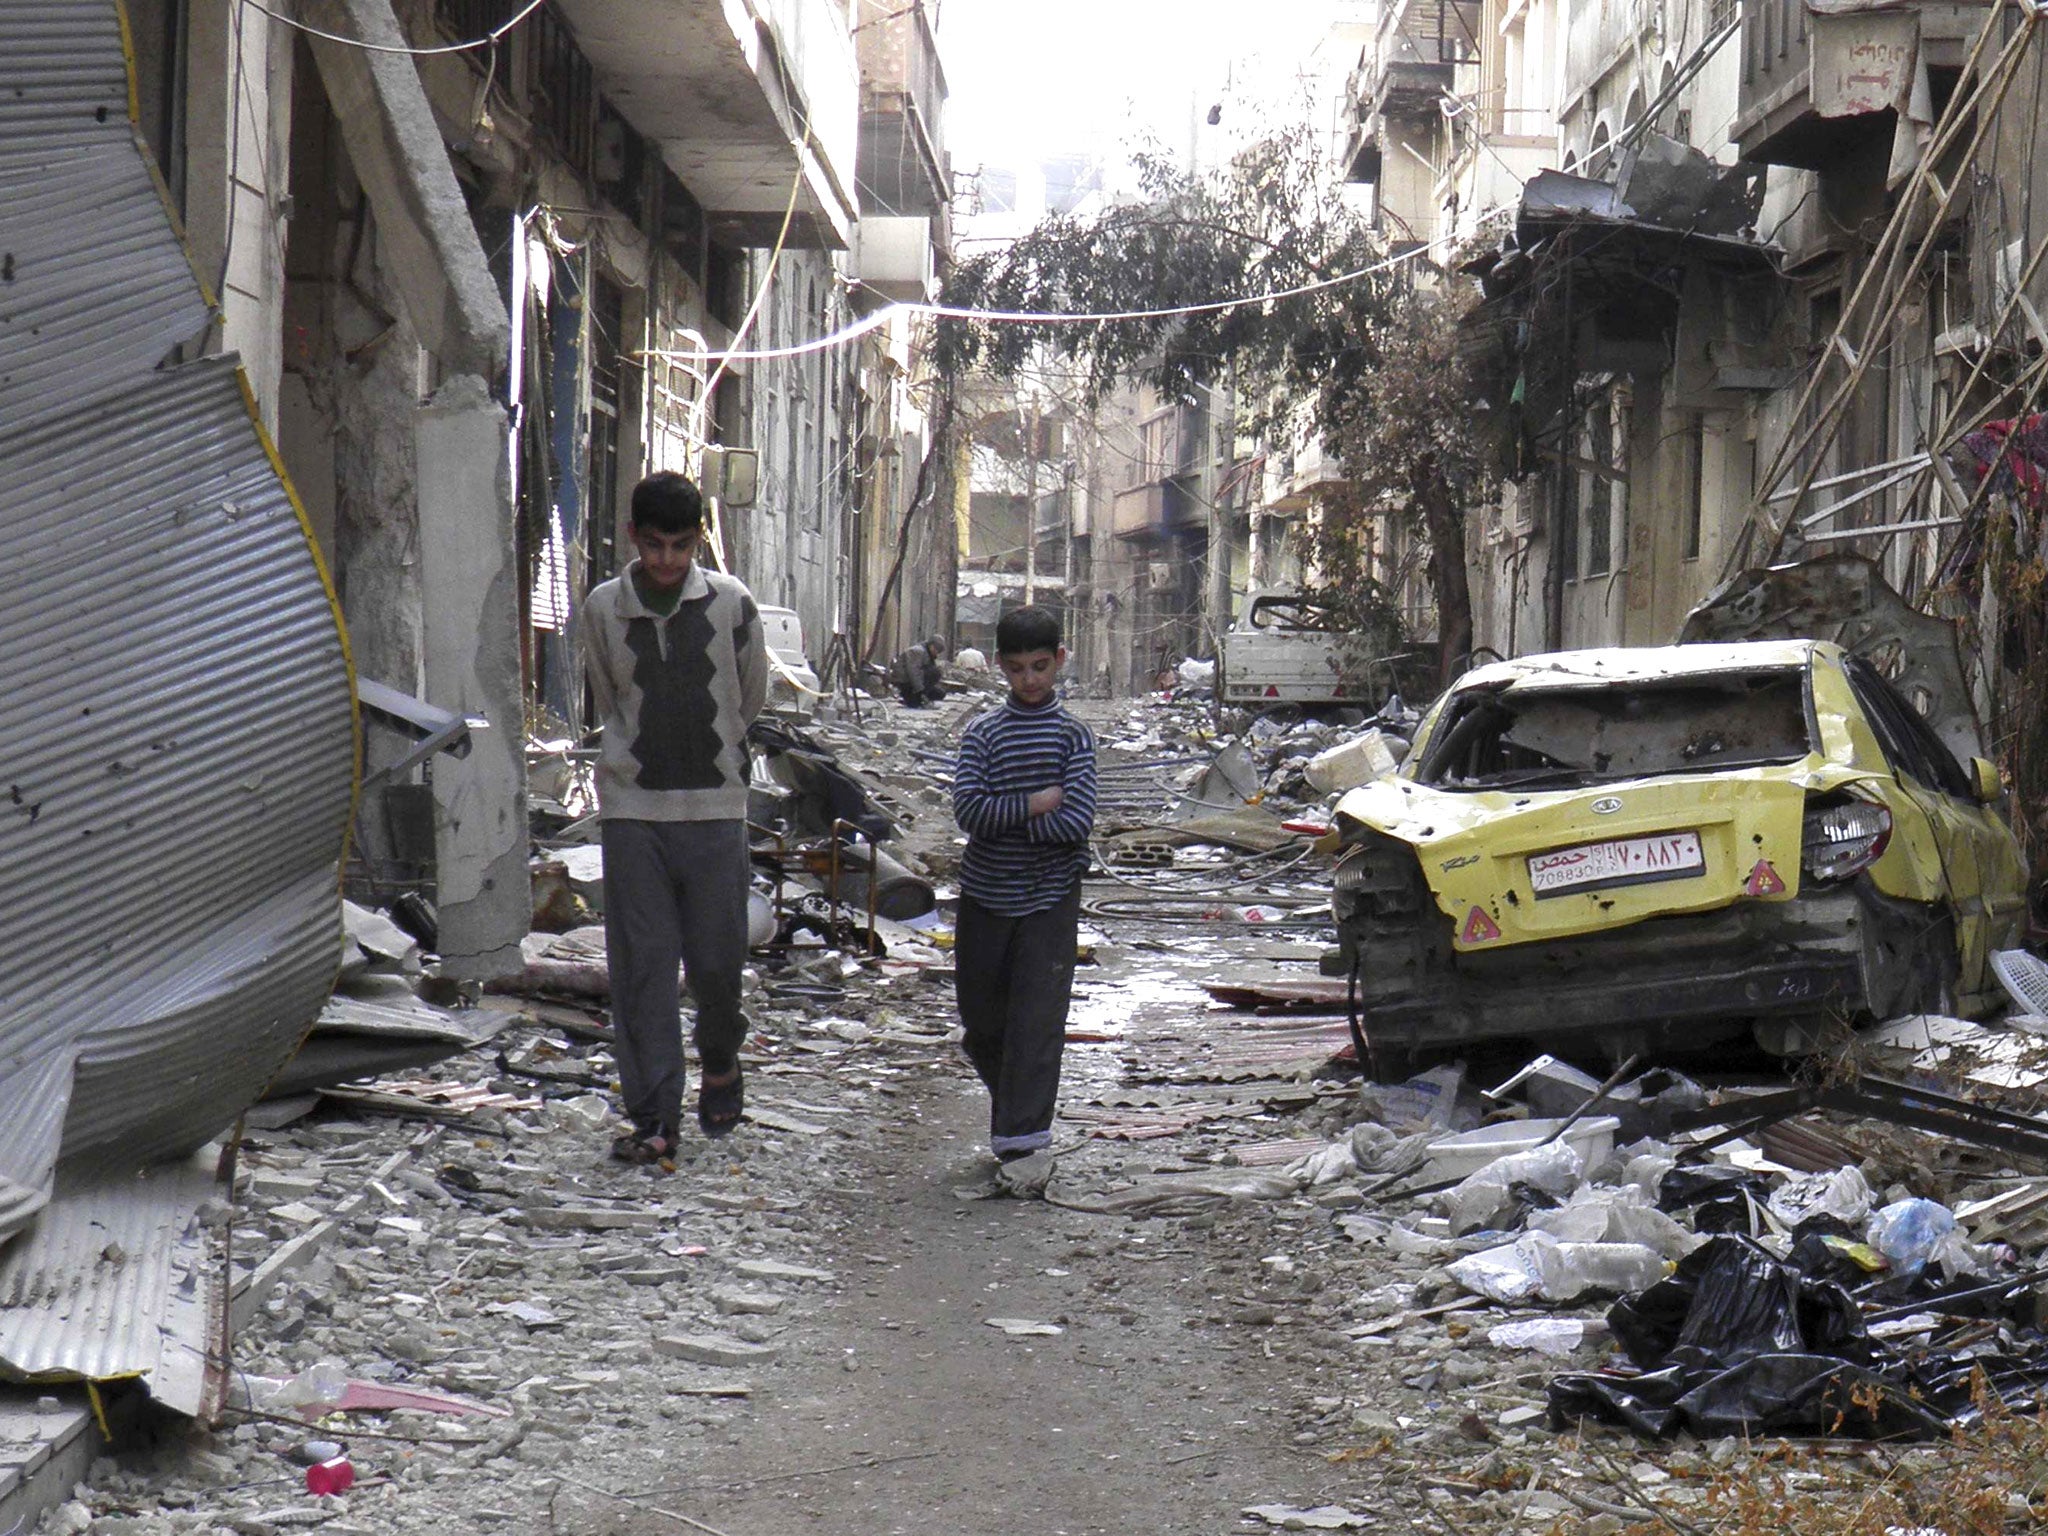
[{"xmin": 1407, "ymin": 668, "xmax": 1818, "ymax": 948}]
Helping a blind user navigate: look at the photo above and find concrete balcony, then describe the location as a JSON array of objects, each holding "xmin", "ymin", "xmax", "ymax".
[
  {"xmin": 1111, "ymin": 479, "xmax": 1200, "ymax": 539},
  {"xmin": 1733, "ymin": 0, "xmax": 1982, "ymax": 169},
  {"xmin": 1267, "ymin": 441, "xmax": 1348, "ymax": 513},
  {"xmin": 1375, "ymin": 0, "xmax": 1477, "ymax": 112},
  {"xmin": 550, "ymin": 0, "xmax": 859, "ymax": 247},
  {"xmin": 1344, "ymin": 0, "xmax": 1475, "ymax": 185},
  {"xmin": 851, "ymin": 214, "xmax": 936, "ymax": 301},
  {"xmin": 855, "ymin": 0, "xmax": 948, "ymax": 216}
]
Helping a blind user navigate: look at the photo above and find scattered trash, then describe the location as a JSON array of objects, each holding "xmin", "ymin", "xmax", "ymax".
[
  {"xmin": 1767, "ymin": 1165, "xmax": 1874, "ymax": 1231},
  {"xmin": 1450, "ymin": 1230, "xmax": 1667, "ymax": 1304},
  {"xmin": 1358, "ymin": 1065, "xmax": 1467, "ymax": 1133},
  {"xmin": 1302, "ymin": 730, "xmax": 1400, "ymax": 795},
  {"xmin": 1525, "ymin": 1185, "xmax": 1702, "ymax": 1260},
  {"xmin": 1488, "ymin": 1317, "xmax": 1605, "ymax": 1356},
  {"xmin": 1438, "ymin": 1139, "xmax": 1586, "ymax": 1236},
  {"xmin": 1867, "ymin": 1198, "xmax": 1959, "ymax": 1278},
  {"xmin": 1549, "ymin": 1235, "xmax": 1908, "ymax": 1438},
  {"xmin": 304, "ymin": 1456, "xmax": 355, "ymax": 1496},
  {"xmin": 986, "ymin": 1318, "xmax": 1065, "ymax": 1337}
]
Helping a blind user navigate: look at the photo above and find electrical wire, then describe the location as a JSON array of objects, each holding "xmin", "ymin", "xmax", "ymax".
[
  {"xmin": 639, "ymin": 232, "xmax": 1464, "ymax": 366},
  {"xmin": 1079, "ymin": 894, "xmax": 1331, "ymax": 928},
  {"xmin": 703, "ymin": 123, "xmax": 813, "ymax": 403},
  {"xmin": 1090, "ymin": 836, "xmax": 1318, "ymax": 895},
  {"xmin": 235, "ymin": 0, "xmax": 548, "ymax": 56}
]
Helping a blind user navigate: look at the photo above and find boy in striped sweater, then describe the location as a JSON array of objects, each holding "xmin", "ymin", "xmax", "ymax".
[{"xmin": 951, "ymin": 606, "xmax": 1098, "ymax": 1175}]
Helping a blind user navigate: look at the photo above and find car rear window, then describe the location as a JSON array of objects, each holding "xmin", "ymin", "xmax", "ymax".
[{"xmin": 1415, "ymin": 669, "xmax": 1813, "ymax": 789}]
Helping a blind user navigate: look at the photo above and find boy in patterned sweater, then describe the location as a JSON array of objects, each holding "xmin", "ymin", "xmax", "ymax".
[
  {"xmin": 951, "ymin": 606, "xmax": 1098, "ymax": 1175},
  {"xmin": 575, "ymin": 472, "xmax": 766, "ymax": 1159}
]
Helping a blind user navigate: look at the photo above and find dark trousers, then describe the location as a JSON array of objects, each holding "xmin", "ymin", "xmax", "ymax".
[
  {"xmin": 601, "ymin": 818, "xmax": 751, "ymax": 1137},
  {"xmin": 953, "ymin": 884, "xmax": 1080, "ymax": 1155}
]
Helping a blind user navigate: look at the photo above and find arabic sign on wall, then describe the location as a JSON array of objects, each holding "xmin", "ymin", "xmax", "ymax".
[{"xmin": 1811, "ymin": 10, "xmax": 1918, "ymax": 118}]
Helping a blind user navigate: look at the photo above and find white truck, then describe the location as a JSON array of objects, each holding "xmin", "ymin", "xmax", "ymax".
[{"xmin": 1217, "ymin": 591, "xmax": 1409, "ymax": 709}]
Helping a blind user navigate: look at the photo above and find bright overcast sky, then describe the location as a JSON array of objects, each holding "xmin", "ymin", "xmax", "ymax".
[{"xmin": 934, "ymin": 0, "xmax": 1346, "ymax": 172}]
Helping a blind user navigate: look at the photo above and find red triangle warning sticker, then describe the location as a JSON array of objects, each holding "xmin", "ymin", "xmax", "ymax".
[
  {"xmin": 1265, "ymin": 685, "xmax": 1279, "ymax": 697},
  {"xmin": 1745, "ymin": 860, "xmax": 1787, "ymax": 897},
  {"xmin": 1461, "ymin": 907, "xmax": 1502, "ymax": 944}
]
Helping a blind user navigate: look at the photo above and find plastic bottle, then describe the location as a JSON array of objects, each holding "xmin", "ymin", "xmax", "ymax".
[
  {"xmin": 275, "ymin": 1359, "xmax": 348, "ymax": 1412},
  {"xmin": 1529, "ymin": 1239, "xmax": 1668, "ymax": 1301},
  {"xmin": 305, "ymin": 1455, "xmax": 355, "ymax": 1496}
]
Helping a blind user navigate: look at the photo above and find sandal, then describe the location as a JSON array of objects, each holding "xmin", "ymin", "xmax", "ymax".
[
  {"xmin": 697, "ymin": 1064, "xmax": 744, "ymax": 1140},
  {"xmin": 609, "ymin": 1130, "xmax": 675, "ymax": 1165}
]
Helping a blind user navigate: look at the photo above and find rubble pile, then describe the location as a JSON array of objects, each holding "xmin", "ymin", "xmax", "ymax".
[{"xmin": 26, "ymin": 690, "xmax": 2048, "ymax": 1535}]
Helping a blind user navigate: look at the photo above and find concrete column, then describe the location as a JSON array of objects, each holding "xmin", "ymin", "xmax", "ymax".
[
  {"xmin": 418, "ymin": 375, "xmax": 528, "ymax": 978},
  {"xmin": 302, "ymin": 0, "xmax": 507, "ymax": 381},
  {"xmin": 304, "ymin": 0, "xmax": 522, "ymax": 974}
]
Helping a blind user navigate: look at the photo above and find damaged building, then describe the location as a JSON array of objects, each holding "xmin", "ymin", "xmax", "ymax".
[
  {"xmin": 109, "ymin": 0, "xmax": 958, "ymax": 951},
  {"xmin": 0, "ymin": 0, "xmax": 959, "ymax": 1415},
  {"xmin": 1332, "ymin": 0, "xmax": 2048, "ymax": 844}
]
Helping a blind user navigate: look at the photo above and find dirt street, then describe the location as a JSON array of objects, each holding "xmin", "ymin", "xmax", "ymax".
[
  {"xmin": 573, "ymin": 1071, "xmax": 1361, "ymax": 1536},
  {"xmin": 60, "ymin": 698, "xmax": 1619, "ymax": 1536}
]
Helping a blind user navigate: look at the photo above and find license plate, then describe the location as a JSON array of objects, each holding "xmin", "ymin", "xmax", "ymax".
[{"xmin": 1528, "ymin": 831, "xmax": 1705, "ymax": 898}]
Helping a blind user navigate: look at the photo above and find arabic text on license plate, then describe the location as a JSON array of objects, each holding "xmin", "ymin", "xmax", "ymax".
[{"xmin": 1528, "ymin": 831, "xmax": 1705, "ymax": 897}]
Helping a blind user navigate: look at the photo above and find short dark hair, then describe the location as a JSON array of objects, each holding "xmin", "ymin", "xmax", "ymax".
[
  {"xmin": 629, "ymin": 472, "xmax": 704, "ymax": 534},
  {"xmin": 996, "ymin": 605, "xmax": 1062, "ymax": 656}
]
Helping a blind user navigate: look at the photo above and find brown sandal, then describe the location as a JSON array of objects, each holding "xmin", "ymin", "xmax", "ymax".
[
  {"xmin": 697, "ymin": 1066, "xmax": 744, "ymax": 1140},
  {"xmin": 609, "ymin": 1130, "xmax": 675, "ymax": 1165}
]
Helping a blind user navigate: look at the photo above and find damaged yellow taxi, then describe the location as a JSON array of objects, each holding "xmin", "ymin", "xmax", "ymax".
[{"xmin": 1330, "ymin": 640, "xmax": 2028, "ymax": 1060}]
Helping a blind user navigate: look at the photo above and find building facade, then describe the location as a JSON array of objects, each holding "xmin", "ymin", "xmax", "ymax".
[
  {"xmin": 1339, "ymin": 0, "xmax": 2048, "ymax": 715},
  {"xmin": 121, "ymin": 0, "xmax": 951, "ymax": 962}
]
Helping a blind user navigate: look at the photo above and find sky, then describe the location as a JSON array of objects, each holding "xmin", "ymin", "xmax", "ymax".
[{"xmin": 932, "ymin": 0, "xmax": 1354, "ymax": 177}]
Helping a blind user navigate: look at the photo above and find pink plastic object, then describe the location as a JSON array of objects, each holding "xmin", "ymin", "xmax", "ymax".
[{"xmin": 305, "ymin": 1456, "xmax": 355, "ymax": 1496}]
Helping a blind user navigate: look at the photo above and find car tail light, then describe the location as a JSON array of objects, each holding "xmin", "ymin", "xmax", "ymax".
[{"xmin": 1802, "ymin": 799, "xmax": 1892, "ymax": 881}]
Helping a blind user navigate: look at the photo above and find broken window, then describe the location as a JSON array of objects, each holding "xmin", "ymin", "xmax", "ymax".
[
  {"xmin": 1582, "ymin": 389, "xmax": 1627, "ymax": 575},
  {"xmin": 1843, "ymin": 656, "xmax": 1972, "ymax": 800},
  {"xmin": 1416, "ymin": 668, "xmax": 1815, "ymax": 789}
]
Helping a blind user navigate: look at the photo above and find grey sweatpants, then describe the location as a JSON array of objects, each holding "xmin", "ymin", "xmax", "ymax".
[
  {"xmin": 601, "ymin": 817, "xmax": 751, "ymax": 1137},
  {"xmin": 953, "ymin": 884, "xmax": 1080, "ymax": 1156}
]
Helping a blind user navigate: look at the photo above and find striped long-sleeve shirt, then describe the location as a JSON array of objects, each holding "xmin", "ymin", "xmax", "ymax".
[{"xmin": 953, "ymin": 695, "xmax": 1097, "ymax": 915}]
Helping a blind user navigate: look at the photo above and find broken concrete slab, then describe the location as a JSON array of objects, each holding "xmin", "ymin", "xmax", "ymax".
[
  {"xmin": 342, "ymin": 900, "xmax": 421, "ymax": 974},
  {"xmin": 522, "ymin": 1207, "xmax": 662, "ymax": 1232},
  {"xmin": 733, "ymin": 1258, "xmax": 835, "ymax": 1282},
  {"xmin": 711, "ymin": 1289, "xmax": 786, "ymax": 1316},
  {"xmin": 653, "ymin": 1334, "xmax": 782, "ymax": 1367},
  {"xmin": 0, "ymin": 1393, "xmax": 100, "ymax": 1536}
]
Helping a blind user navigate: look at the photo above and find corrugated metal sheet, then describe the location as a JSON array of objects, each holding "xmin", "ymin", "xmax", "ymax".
[
  {"xmin": 0, "ymin": 1154, "xmax": 215, "ymax": 1416},
  {"xmin": 0, "ymin": 0, "xmax": 357, "ymax": 1396}
]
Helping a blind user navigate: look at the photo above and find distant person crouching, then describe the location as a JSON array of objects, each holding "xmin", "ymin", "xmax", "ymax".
[{"xmin": 891, "ymin": 635, "xmax": 948, "ymax": 707}]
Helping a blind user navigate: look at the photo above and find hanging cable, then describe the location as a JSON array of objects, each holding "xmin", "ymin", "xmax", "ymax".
[
  {"xmin": 234, "ymin": 0, "xmax": 548, "ymax": 56},
  {"xmin": 637, "ymin": 232, "xmax": 1464, "ymax": 366}
]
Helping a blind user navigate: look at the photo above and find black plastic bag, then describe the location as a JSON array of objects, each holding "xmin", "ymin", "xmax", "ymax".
[
  {"xmin": 1657, "ymin": 1165, "xmax": 1769, "ymax": 1234},
  {"xmin": 1554, "ymin": 1237, "xmax": 1888, "ymax": 1439},
  {"xmin": 1550, "ymin": 1353, "xmax": 1946, "ymax": 1439},
  {"xmin": 1610, "ymin": 1236, "xmax": 1863, "ymax": 1368}
]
